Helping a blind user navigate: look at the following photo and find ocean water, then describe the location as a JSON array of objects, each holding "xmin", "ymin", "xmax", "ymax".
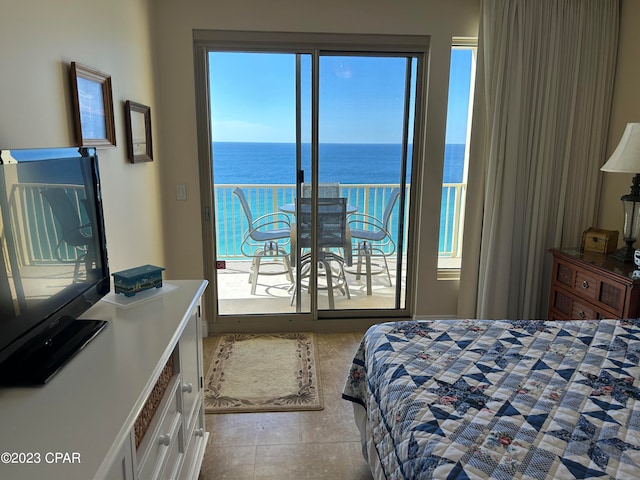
[
  {"xmin": 212, "ymin": 142, "xmax": 465, "ymax": 184},
  {"xmin": 212, "ymin": 142, "xmax": 466, "ymax": 257}
]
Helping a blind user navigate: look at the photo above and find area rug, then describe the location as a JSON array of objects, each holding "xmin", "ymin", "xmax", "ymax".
[{"xmin": 204, "ymin": 332, "xmax": 323, "ymax": 413}]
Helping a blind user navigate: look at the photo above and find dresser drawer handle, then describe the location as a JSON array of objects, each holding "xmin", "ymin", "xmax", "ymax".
[
  {"xmin": 578, "ymin": 310, "xmax": 586, "ymax": 319},
  {"xmin": 182, "ymin": 383, "xmax": 193, "ymax": 393},
  {"xmin": 582, "ymin": 281, "xmax": 589, "ymax": 289},
  {"xmin": 158, "ymin": 434, "xmax": 171, "ymax": 446}
]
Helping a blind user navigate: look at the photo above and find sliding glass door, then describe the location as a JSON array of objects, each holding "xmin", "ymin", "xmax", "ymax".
[
  {"xmin": 209, "ymin": 51, "xmax": 311, "ymax": 316},
  {"xmin": 316, "ymin": 54, "xmax": 413, "ymax": 311},
  {"xmin": 198, "ymin": 33, "xmax": 423, "ymax": 321}
]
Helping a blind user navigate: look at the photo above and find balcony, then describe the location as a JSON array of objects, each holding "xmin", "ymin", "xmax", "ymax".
[
  {"xmin": 7, "ymin": 181, "xmax": 465, "ymax": 313},
  {"xmin": 214, "ymin": 183, "xmax": 465, "ymax": 313},
  {"xmin": 4, "ymin": 183, "xmax": 88, "ymax": 298}
]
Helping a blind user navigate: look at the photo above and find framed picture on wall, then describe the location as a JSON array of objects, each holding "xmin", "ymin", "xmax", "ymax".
[
  {"xmin": 124, "ymin": 100, "xmax": 153, "ymax": 163},
  {"xmin": 70, "ymin": 62, "xmax": 116, "ymax": 148}
]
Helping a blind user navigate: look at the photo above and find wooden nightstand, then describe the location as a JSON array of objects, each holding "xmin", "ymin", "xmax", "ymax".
[{"xmin": 548, "ymin": 249, "xmax": 640, "ymax": 320}]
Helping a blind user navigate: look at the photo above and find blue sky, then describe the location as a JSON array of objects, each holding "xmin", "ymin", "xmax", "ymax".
[{"xmin": 209, "ymin": 50, "xmax": 472, "ymax": 145}]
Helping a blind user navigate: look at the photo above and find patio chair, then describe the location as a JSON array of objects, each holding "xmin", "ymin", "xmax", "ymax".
[
  {"xmin": 40, "ymin": 187, "xmax": 93, "ymax": 283},
  {"xmin": 347, "ymin": 187, "xmax": 401, "ymax": 295},
  {"xmin": 233, "ymin": 187, "xmax": 293, "ymax": 294},
  {"xmin": 301, "ymin": 182, "xmax": 340, "ymax": 198},
  {"xmin": 291, "ymin": 197, "xmax": 351, "ymax": 309}
]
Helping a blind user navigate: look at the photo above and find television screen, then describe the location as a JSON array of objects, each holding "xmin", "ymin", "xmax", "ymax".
[{"xmin": 0, "ymin": 147, "xmax": 110, "ymax": 385}]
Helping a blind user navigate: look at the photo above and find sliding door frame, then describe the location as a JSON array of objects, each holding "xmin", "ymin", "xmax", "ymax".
[{"xmin": 193, "ymin": 30, "xmax": 429, "ymax": 332}]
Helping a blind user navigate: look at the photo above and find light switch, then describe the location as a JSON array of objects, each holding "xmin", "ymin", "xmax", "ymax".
[{"xmin": 176, "ymin": 184, "xmax": 187, "ymax": 201}]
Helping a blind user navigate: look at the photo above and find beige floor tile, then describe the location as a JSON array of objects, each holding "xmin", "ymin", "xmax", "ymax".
[
  {"xmin": 253, "ymin": 442, "xmax": 370, "ymax": 480},
  {"xmin": 298, "ymin": 394, "xmax": 361, "ymax": 444},
  {"xmin": 199, "ymin": 445, "xmax": 256, "ymax": 479},
  {"xmin": 207, "ymin": 413, "xmax": 260, "ymax": 446},
  {"xmin": 320, "ymin": 358, "xmax": 356, "ymax": 395},
  {"xmin": 200, "ymin": 331, "xmax": 372, "ymax": 479},
  {"xmin": 209, "ymin": 410, "xmax": 305, "ymax": 446},
  {"xmin": 316, "ymin": 332, "xmax": 363, "ymax": 359}
]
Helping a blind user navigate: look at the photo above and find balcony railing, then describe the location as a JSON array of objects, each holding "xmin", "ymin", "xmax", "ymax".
[
  {"xmin": 214, "ymin": 183, "xmax": 466, "ymax": 259},
  {"xmin": 6, "ymin": 182, "xmax": 465, "ymax": 269},
  {"xmin": 6, "ymin": 183, "xmax": 87, "ymax": 266}
]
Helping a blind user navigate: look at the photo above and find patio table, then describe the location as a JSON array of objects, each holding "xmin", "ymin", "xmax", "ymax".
[
  {"xmin": 280, "ymin": 200, "xmax": 356, "ymax": 308},
  {"xmin": 279, "ymin": 202, "xmax": 357, "ymax": 215}
]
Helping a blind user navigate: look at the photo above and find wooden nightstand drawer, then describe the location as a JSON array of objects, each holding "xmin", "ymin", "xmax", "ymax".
[
  {"xmin": 555, "ymin": 261, "xmax": 575, "ymax": 288},
  {"xmin": 573, "ymin": 271, "xmax": 599, "ymax": 301},
  {"xmin": 571, "ymin": 298, "xmax": 596, "ymax": 320},
  {"xmin": 572, "ymin": 271, "xmax": 626, "ymax": 317},
  {"xmin": 597, "ymin": 280, "xmax": 626, "ymax": 315},
  {"xmin": 548, "ymin": 249, "xmax": 640, "ymax": 320},
  {"xmin": 551, "ymin": 287, "xmax": 572, "ymax": 317},
  {"xmin": 551, "ymin": 287, "xmax": 600, "ymax": 320}
]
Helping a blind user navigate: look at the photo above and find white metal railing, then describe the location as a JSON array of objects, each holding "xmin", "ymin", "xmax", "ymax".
[
  {"xmin": 5, "ymin": 182, "xmax": 465, "ymax": 266},
  {"xmin": 440, "ymin": 182, "xmax": 466, "ymax": 258},
  {"xmin": 7, "ymin": 183, "xmax": 87, "ymax": 266},
  {"xmin": 214, "ymin": 183, "xmax": 466, "ymax": 259}
]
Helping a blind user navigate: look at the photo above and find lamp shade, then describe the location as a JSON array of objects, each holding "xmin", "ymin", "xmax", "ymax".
[{"xmin": 601, "ymin": 123, "xmax": 640, "ymax": 173}]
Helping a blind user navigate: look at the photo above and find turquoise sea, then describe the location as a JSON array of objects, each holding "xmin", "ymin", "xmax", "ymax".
[
  {"xmin": 212, "ymin": 142, "xmax": 466, "ymax": 257},
  {"xmin": 212, "ymin": 142, "xmax": 465, "ymax": 184}
]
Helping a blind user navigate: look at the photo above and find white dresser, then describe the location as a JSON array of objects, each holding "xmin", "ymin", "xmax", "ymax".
[{"xmin": 0, "ymin": 280, "xmax": 209, "ymax": 480}]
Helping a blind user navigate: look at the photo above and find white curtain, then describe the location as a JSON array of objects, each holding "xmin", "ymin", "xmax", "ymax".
[{"xmin": 458, "ymin": 0, "xmax": 619, "ymax": 319}]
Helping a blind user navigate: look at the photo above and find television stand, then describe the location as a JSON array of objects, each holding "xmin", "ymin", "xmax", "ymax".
[{"xmin": 0, "ymin": 280, "xmax": 209, "ymax": 480}]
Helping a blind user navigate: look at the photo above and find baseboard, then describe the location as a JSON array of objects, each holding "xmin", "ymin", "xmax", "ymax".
[
  {"xmin": 412, "ymin": 314, "xmax": 457, "ymax": 320},
  {"xmin": 206, "ymin": 316, "xmax": 406, "ymax": 334},
  {"xmin": 201, "ymin": 319, "xmax": 208, "ymax": 338},
  {"xmin": 205, "ymin": 314, "xmax": 460, "ymax": 335}
]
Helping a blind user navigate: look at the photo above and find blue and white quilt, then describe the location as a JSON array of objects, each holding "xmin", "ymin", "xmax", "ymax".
[{"xmin": 342, "ymin": 319, "xmax": 640, "ymax": 479}]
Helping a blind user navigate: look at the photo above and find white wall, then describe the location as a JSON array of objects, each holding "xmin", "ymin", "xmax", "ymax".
[
  {"xmin": 0, "ymin": 0, "xmax": 165, "ymax": 274},
  {"xmin": 150, "ymin": 0, "xmax": 480, "ymax": 319},
  {"xmin": 598, "ymin": 0, "xmax": 640, "ymax": 237}
]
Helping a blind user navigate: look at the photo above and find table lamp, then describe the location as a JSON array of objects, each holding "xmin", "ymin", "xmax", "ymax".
[{"xmin": 600, "ymin": 123, "xmax": 640, "ymax": 262}]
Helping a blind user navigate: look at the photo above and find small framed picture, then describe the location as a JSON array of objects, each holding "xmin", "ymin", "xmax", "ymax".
[
  {"xmin": 124, "ymin": 101, "xmax": 153, "ymax": 163},
  {"xmin": 70, "ymin": 62, "xmax": 116, "ymax": 148}
]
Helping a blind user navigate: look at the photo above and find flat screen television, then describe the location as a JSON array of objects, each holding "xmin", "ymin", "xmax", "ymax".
[{"xmin": 0, "ymin": 147, "xmax": 110, "ymax": 386}]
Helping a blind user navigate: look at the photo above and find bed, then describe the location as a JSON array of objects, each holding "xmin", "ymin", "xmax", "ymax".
[{"xmin": 342, "ymin": 319, "xmax": 640, "ymax": 479}]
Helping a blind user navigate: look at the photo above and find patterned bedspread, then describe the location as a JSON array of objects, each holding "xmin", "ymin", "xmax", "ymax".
[{"xmin": 342, "ymin": 320, "xmax": 640, "ymax": 480}]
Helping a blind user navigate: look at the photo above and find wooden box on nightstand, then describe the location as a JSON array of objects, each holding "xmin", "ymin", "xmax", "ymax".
[{"xmin": 548, "ymin": 249, "xmax": 640, "ymax": 320}]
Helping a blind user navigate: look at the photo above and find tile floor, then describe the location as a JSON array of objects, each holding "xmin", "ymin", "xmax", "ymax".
[{"xmin": 198, "ymin": 331, "xmax": 373, "ymax": 480}]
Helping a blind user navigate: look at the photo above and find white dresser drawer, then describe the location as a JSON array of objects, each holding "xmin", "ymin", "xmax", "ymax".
[
  {"xmin": 137, "ymin": 376, "xmax": 182, "ymax": 480},
  {"xmin": 178, "ymin": 414, "xmax": 208, "ymax": 480},
  {"xmin": 178, "ymin": 399, "xmax": 209, "ymax": 480},
  {"xmin": 178, "ymin": 304, "xmax": 202, "ymax": 430},
  {"xmin": 158, "ymin": 425, "xmax": 184, "ymax": 480}
]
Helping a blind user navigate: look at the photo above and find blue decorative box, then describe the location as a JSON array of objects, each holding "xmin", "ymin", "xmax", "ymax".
[{"xmin": 112, "ymin": 265, "xmax": 165, "ymax": 297}]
